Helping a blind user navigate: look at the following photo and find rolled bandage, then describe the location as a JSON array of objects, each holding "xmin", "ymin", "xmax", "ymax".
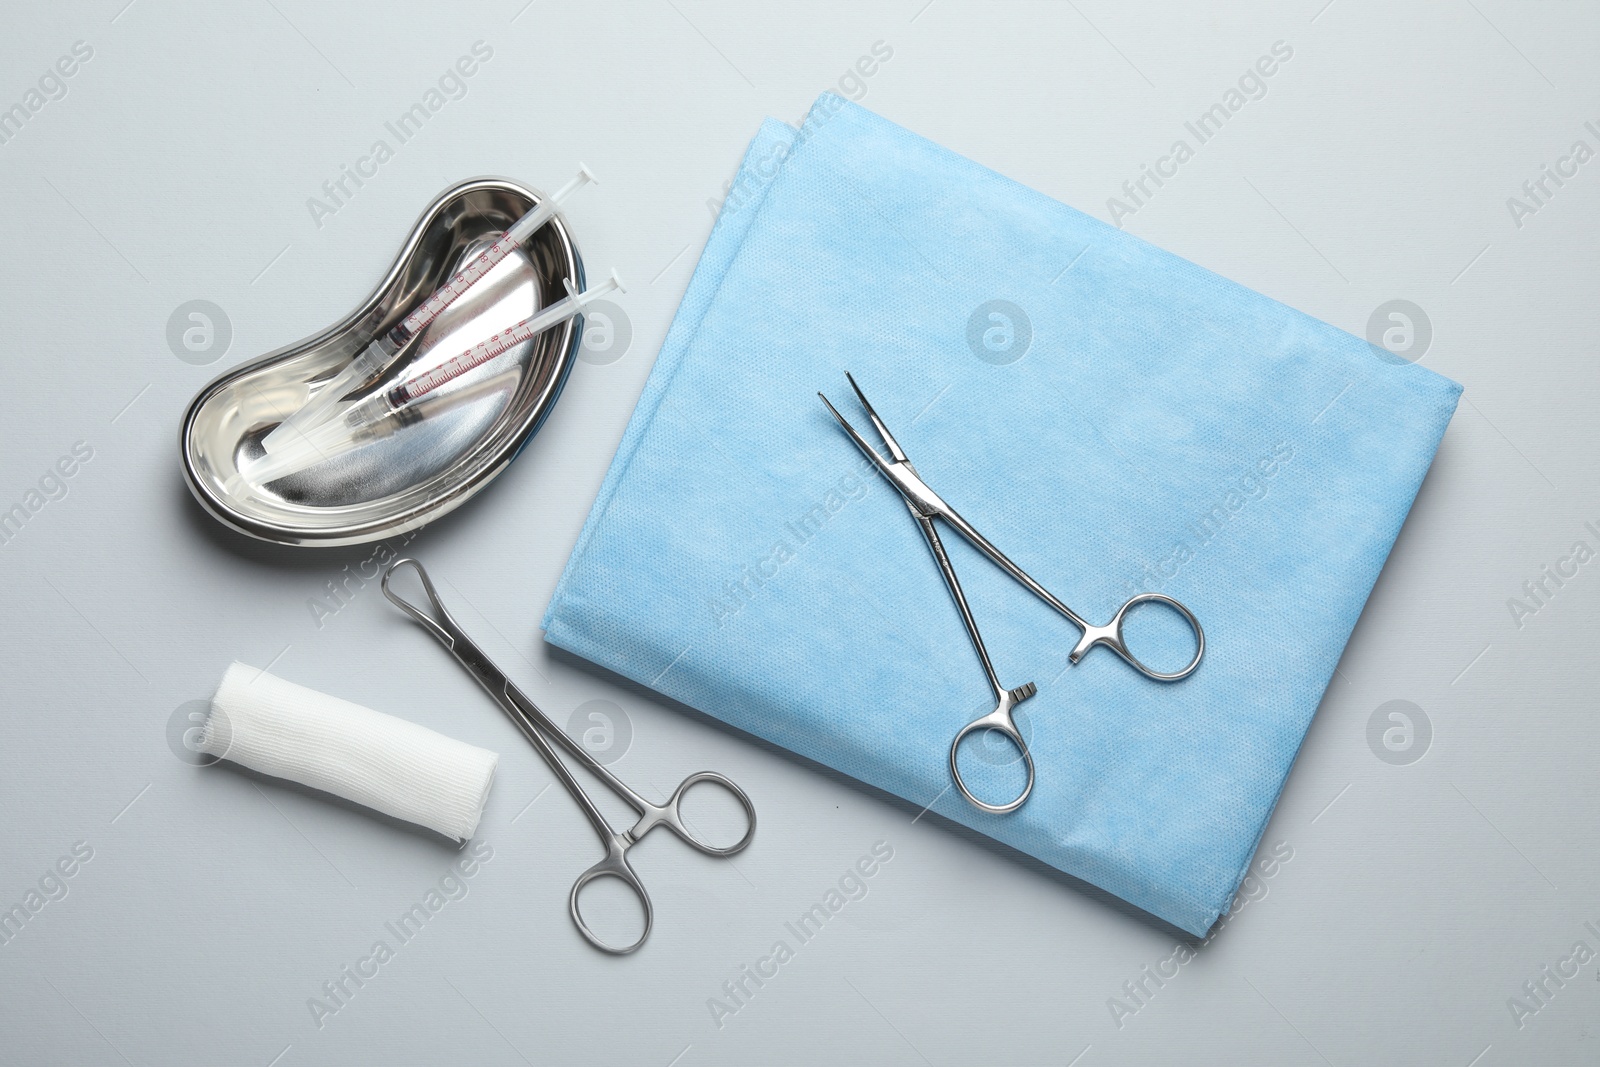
[{"xmin": 201, "ymin": 662, "xmax": 498, "ymax": 842}]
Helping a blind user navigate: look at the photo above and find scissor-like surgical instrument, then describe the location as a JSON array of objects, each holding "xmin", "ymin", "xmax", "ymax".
[
  {"xmin": 818, "ymin": 373, "xmax": 1203, "ymax": 814},
  {"xmin": 383, "ymin": 559, "xmax": 756, "ymax": 954}
]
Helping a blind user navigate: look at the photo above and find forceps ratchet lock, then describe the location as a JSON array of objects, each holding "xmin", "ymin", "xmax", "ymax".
[
  {"xmin": 382, "ymin": 559, "xmax": 756, "ymax": 955},
  {"xmin": 819, "ymin": 374, "xmax": 1204, "ymax": 815}
]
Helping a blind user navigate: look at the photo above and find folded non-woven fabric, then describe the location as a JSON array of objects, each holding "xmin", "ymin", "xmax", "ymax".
[{"xmin": 545, "ymin": 95, "xmax": 1461, "ymax": 935}]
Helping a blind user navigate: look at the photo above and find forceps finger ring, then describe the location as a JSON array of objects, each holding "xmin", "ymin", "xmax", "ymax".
[
  {"xmin": 569, "ymin": 839, "xmax": 654, "ymax": 956},
  {"xmin": 641, "ymin": 771, "xmax": 759, "ymax": 857},
  {"xmin": 1072, "ymin": 592, "xmax": 1205, "ymax": 682},
  {"xmin": 568, "ymin": 772, "xmax": 756, "ymax": 953},
  {"xmin": 948, "ymin": 684, "xmax": 1037, "ymax": 815}
]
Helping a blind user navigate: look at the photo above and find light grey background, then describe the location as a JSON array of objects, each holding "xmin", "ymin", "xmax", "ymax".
[{"xmin": 1, "ymin": 1, "xmax": 1596, "ymax": 1064}]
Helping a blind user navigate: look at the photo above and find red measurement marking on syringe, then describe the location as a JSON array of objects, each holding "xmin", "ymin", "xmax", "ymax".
[
  {"xmin": 392, "ymin": 321, "xmax": 540, "ymax": 404},
  {"xmin": 396, "ymin": 231, "xmax": 521, "ymax": 339}
]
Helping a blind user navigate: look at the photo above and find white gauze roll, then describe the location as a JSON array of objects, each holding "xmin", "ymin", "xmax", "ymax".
[{"xmin": 200, "ymin": 662, "xmax": 498, "ymax": 842}]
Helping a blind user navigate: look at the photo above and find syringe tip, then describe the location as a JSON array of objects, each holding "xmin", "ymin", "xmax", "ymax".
[{"xmin": 562, "ymin": 270, "xmax": 624, "ymax": 306}]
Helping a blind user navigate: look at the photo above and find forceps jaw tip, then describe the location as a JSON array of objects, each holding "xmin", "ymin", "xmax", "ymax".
[
  {"xmin": 380, "ymin": 558, "xmax": 459, "ymax": 645},
  {"xmin": 840, "ymin": 372, "xmax": 911, "ymax": 464},
  {"xmin": 818, "ymin": 390, "xmax": 891, "ymax": 472},
  {"xmin": 842, "ymin": 370, "xmax": 870, "ymax": 409},
  {"xmin": 819, "ymin": 375, "xmax": 915, "ymax": 480},
  {"xmin": 380, "ymin": 556, "xmax": 428, "ymax": 600},
  {"xmin": 816, "ymin": 391, "xmax": 852, "ymax": 433}
]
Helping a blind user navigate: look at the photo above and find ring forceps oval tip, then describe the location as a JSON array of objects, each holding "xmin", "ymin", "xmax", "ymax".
[
  {"xmin": 382, "ymin": 558, "xmax": 756, "ymax": 954},
  {"xmin": 818, "ymin": 373, "xmax": 1205, "ymax": 812}
]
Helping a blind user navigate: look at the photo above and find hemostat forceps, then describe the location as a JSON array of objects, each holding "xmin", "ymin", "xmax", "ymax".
[
  {"xmin": 818, "ymin": 374, "xmax": 1204, "ymax": 814},
  {"xmin": 382, "ymin": 559, "xmax": 756, "ymax": 955}
]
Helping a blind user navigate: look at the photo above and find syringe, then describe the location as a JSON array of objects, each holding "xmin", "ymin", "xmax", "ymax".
[
  {"xmin": 261, "ymin": 164, "xmax": 597, "ymax": 456},
  {"xmin": 240, "ymin": 270, "xmax": 624, "ymax": 488}
]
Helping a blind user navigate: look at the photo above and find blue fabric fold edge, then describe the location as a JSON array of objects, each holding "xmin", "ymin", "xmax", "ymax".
[{"xmin": 546, "ymin": 119, "xmax": 799, "ymax": 623}]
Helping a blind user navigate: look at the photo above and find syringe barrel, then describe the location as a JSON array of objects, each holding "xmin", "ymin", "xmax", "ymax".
[
  {"xmin": 504, "ymin": 202, "xmax": 556, "ymax": 246},
  {"xmin": 389, "ymin": 167, "xmax": 594, "ymax": 344},
  {"xmin": 386, "ymin": 269, "xmax": 619, "ymax": 409},
  {"xmin": 391, "ymin": 231, "xmax": 522, "ymax": 343}
]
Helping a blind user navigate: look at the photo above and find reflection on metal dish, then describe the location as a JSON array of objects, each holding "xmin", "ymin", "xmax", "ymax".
[{"xmin": 180, "ymin": 176, "xmax": 583, "ymax": 547}]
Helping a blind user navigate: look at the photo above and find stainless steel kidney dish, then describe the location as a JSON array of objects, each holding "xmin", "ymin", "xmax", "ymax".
[{"xmin": 181, "ymin": 177, "xmax": 584, "ymax": 547}]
